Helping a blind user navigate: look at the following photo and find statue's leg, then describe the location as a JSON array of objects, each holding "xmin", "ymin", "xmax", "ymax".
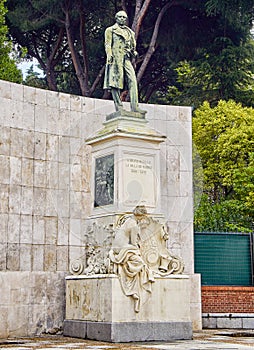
[
  {"xmin": 111, "ymin": 88, "xmax": 123, "ymax": 111},
  {"xmin": 124, "ymin": 59, "xmax": 138, "ymax": 111},
  {"xmin": 124, "ymin": 59, "xmax": 146, "ymax": 114}
]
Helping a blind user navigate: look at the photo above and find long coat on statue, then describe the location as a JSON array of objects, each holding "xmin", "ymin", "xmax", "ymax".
[{"xmin": 103, "ymin": 23, "xmax": 137, "ymax": 90}]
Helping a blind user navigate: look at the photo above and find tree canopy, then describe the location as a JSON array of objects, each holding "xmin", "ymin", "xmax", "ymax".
[
  {"xmin": 193, "ymin": 100, "xmax": 254, "ymax": 232},
  {"xmin": 0, "ymin": 0, "xmax": 22, "ymax": 82},
  {"xmin": 160, "ymin": 38, "xmax": 254, "ymax": 108},
  {"xmin": 5, "ymin": 0, "xmax": 254, "ymax": 105}
]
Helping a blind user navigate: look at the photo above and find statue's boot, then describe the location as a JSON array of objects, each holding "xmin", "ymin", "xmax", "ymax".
[{"xmin": 131, "ymin": 106, "xmax": 146, "ymax": 114}]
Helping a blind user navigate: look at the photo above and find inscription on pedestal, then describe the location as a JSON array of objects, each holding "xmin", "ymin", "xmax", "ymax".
[
  {"xmin": 123, "ymin": 154, "xmax": 156, "ymax": 207},
  {"xmin": 94, "ymin": 154, "xmax": 114, "ymax": 207}
]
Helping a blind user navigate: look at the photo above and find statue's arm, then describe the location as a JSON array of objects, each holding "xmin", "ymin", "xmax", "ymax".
[
  {"xmin": 105, "ymin": 27, "xmax": 113, "ymax": 64},
  {"xmin": 130, "ymin": 31, "xmax": 138, "ymax": 58}
]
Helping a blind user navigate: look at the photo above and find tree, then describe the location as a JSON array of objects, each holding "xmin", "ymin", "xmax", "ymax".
[
  {"xmin": 0, "ymin": 0, "xmax": 22, "ymax": 82},
  {"xmin": 193, "ymin": 100, "xmax": 254, "ymax": 232},
  {"xmin": 152, "ymin": 0, "xmax": 254, "ymax": 107},
  {"xmin": 23, "ymin": 65, "xmax": 47, "ymax": 89},
  {"xmin": 6, "ymin": 0, "xmax": 254, "ymax": 103},
  {"xmin": 6, "ymin": 0, "xmax": 69, "ymax": 90},
  {"xmin": 160, "ymin": 39, "xmax": 254, "ymax": 108}
]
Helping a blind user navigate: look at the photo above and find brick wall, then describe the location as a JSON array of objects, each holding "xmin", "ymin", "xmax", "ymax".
[{"xmin": 202, "ymin": 286, "xmax": 254, "ymax": 313}]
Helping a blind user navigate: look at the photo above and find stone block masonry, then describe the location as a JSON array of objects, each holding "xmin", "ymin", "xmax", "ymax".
[
  {"xmin": 0, "ymin": 80, "xmax": 201, "ymax": 337},
  {"xmin": 0, "ymin": 271, "xmax": 66, "ymax": 337}
]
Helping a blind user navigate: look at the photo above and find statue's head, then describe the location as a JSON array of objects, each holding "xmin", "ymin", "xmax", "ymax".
[
  {"xmin": 115, "ymin": 10, "xmax": 128, "ymax": 26},
  {"xmin": 133, "ymin": 205, "xmax": 147, "ymax": 216}
]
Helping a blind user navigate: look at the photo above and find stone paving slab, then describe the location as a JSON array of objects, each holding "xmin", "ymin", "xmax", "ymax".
[{"xmin": 1, "ymin": 331, "xmax": 254, "ymax": 350}]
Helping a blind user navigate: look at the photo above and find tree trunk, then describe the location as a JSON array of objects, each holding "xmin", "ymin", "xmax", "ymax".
[
  {"xmin": 29, "ymin": 43, "xmax": 58, "ymax": 91},
  {"xmin": 25, "ymin": 24, "xmax": 67, "ymax": 92},
  {"xmin": 90, "ymin": 65, "xmax": 105, "ymax": 96},
  {"xmin": 47, "ymin": 27, "xmax": 66, "ymax": 91},
  {"xmin": 132, "ymin": 0, "xmax": 152, "ymax": 38},
  {"xmin": 79, "ymin": 0, "xmax": 90, "ymax": 95},
  {"xmin": 137, "ymin": 1, "xmax": 179, "ymax": 83},
  {"xmin": 64, "ymin": 8, "xmax": 90, "ymax": 96},
  {"xmin": 45, "ymin": 66, "xmax": 58, "ymax": 91}
]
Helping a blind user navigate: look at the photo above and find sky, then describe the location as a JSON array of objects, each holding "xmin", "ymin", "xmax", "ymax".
[{"xmin": 18, "ymin": 58, "xmax": 43, "ymax": 79}]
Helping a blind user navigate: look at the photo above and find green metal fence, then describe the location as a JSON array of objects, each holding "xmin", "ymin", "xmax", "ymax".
[{"xmin": 194, "ymin": 232, "xmax": 254, "ymax": 286}]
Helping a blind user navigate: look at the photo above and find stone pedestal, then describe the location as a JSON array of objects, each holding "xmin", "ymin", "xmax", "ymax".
[
  {"xmin": 64, "ymin": 111, "xmax": 195, "ymax": 342},
  {"xmin": 86, "ymin": 115, "xmax": 166, "ymax": 216},
  {"xmin": 64, "ymin": 274, "xmax": 192, "ymax": 342}
]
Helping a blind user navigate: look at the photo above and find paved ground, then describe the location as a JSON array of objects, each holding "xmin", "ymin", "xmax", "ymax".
[{"xmin": 1, "ymin": 330, "xmax": 254, "ymax": 350}]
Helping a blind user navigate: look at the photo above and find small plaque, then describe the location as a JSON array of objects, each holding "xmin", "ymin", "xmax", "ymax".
[
  {"xmin": 94, "ymin": 154, "xmax": 114, "ymax": 207},
  {"xmin": 122, "ymin": 154, "xmax": 156, "ymax": 207}
]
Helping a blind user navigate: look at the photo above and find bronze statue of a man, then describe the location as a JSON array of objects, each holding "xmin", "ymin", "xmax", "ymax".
[{"xmin": 103, "ymin": 10, "xmax": 145, "ymax": 114}]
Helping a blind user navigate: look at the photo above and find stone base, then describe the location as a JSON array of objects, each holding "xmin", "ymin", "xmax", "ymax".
[
  {"xmin": 64, "ymin": 274, "xmax": 192, "ymax": 342},
  {"xmin": 106, "ymin": 108, "xmax": 146, "ymax": 121},
  {"xmin": 203, "ymin": 313, "xmax": 254, "ymax": 329},
  {"xmin": 63, "ymin": 320, "xmax": 192, "ymax": 342}
]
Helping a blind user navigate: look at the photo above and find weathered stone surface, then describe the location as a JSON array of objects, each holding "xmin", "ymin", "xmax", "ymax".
[
  {"xmin": 33, "ymin": 188, "xmax": 46, "ymax": 215},
  {"xmin": 34, "ymin": 104, "xmax": 47, "ymax": 132},
  {"xmin": 22, "ymin": 130, "xmax": 34, "ymax": 159},
  {"xmin": 20, "ymin": 244, "xmax": 32, "ymax": 271},
  {"xmin": 217, "ymin": 317, "xmax": 242, "ymax": 329},
  {"xmin": 7, "ymin": 214, "xmax": 20, "ymax": 243},
  {"xmin": 64, "ymin": 320, "xmax": 192, "ymax": 342},
  {"xmin": 23, "ymin": 102, "xmax": 35, "ymax": 130},
  {"xmin": 242, "ymin": 317, "xmax": 254, "ymax": 329},
  {"xmin": 57, "ymin": 245, "xmax": 69, "ymax": 271},
  {"xmin": 32, "ymin": 245, "xmax": 44, "ymax": 271},
  {"xmin": 44, "ymin": 245, "xmax": 57, "ymax": 271},
  {"xmin": 58, "ymin": 163, "xmax": 70, "ymax": 190},
  {"xmin": 21, "ymin": 187, "xmax": 33, "ymax": 215},
  {"xmin": 45, "ymin": 217, "xmax": 58, "ymax": 244},
  {"xmin": 65, "ymin": 275, "xmax": 190, "ymax": 323},
  {"xmin": 0, "ymin": 81, "xmax": 201, "ymax": 337},
  {"xmin": 0, "ymin": 243, "xmax": 7, "ymax": 270},
  {"xmin": 32, "ymin": 216, "xmax": 45, "ymax": 244},
  {"xmin": 6, "ymin": 243, "xmax": 20, "ymax": 270},
  {"xmin": 20, "ymin": 214, "xmax": 33, "ymax": 244},
  {"xmin": 0, "ymin": 214, "xmax": 8, "ymax": 243},
  {"xmin": 34, "ymin": 132, "xmax": 46, "ymax": 160},
  {"xmin": 0, "ymin": 271, "xmax": 66, "ymax": 337},
  {"xmin": 34, "ymin": 160, "xmax": 46, "ymax": 187},
  {"xmin": 22, "ymin": 158, "xmax": 34, "ymax": 187},
  {"xmin": 10, "ymin": 156, "xmax": 22, "ymax": 185},
  {"xmin": 64, "ymin": 275, "xmax": 192, "ymax": 342}
]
